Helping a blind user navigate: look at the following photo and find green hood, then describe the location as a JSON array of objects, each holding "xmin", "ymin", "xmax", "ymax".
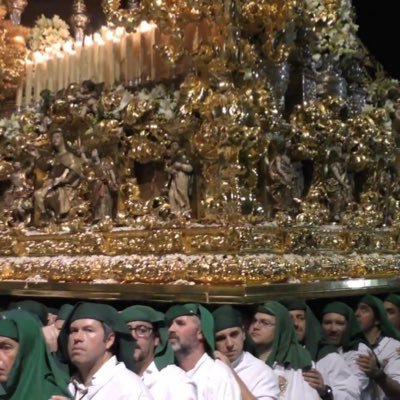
[
  {"xmin": 165, "ymin": 303, "xmax": 215, "ymax": 353},
  {"xmin": 359, "ymin": 295, "xmax": 400, "ymax": 341},
  {"xmin": 0, "ymin": 310, "xmax": 70, "ymax": 400},
  {"xmin": 257, "ymin": 301, "xmax": 312, "ymax": 369},
  {"xmin": 58, "ymin": 302, "xmax": 136, "ymax": 372},
  {"xmin": 285, "ymin": 301, "xmax": 336, "ymax": 361},
  {"xmin": 120, "ymin": 305, "xmax": 174, "ymax": 370},
  {"xmin": 8, "ymin": 300, "xmax": 48, "ymax": 326},
  {"xmin": 322, "ymin": 301, "xmax": 366, "ymax": 351},
  {"xmin": 385, "ymin": 294, "xmax": 400, "ymax": 310},
  {"xmin": 56, "ymin": 304, "xmax": 74, "ymax": 321},
  {"xmin": 212, "ymin": 305, "xmax": 243, "ymax": 333}
]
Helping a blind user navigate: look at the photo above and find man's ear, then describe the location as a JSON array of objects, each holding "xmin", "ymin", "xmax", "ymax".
[{"xmin": 105, "ymin": 333, "xmax": 116, "ymax": 350}]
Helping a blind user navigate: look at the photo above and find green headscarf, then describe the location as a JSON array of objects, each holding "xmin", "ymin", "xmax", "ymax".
[
  {"xmin": 212, "ymin": 305, "xmax": 243, "ymax": 333},
  {"xmin": 120, "ymin": 305, "xmax": 174, "ymax": 370},
  {"xmin": 57, "ymin": 304, "xmax": 74, "ymax": 321},
  {"xmin": 358, "ymin": 295, "xmax": 400, "ymax": 341},
  {"xmin": 165, "ymin": 303, "xmax": 215, "ymax": 353},
  {"xmin": 256, "ymin": 301, "xmax": 313, "ymax": 370},
  {"xmin": 385, "ymin": 294, "xmax": 400, "ymax": 309},
  {"xmin": 0, "ymin": 310, "xmax": 70, "ymax": 400},
  {"xmin": 322, "ymin": 301, "xmax": 366, "ymax": 351},
  {"xmin": 285, "ymin": 301, "xmax": 337, "ymax": 361},
  {"xmin": 8, "ymin": 300, "xmax": 48, "ymax": 326},
  {"xmin": 58, "ymin": 302, "xmax": 136, "ymax": 372}
]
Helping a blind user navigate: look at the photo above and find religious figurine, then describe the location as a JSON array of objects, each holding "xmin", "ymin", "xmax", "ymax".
[
  {"xmin": 82, "ymin": 148, "xmax": 119, "ymax": 223},
  {"xmin": 75, "ymin": 80, "xmax": 101, "ymax": 118},
  {"xmin": 30, "ymin": 129, "xmax": 83, "ymax": 225},
  {"xmin": 265, "ymin": 139, "xmax": 303, "ymax": 217},
  {"xmin": 1, "ymin": 161, "xmax": 33, "ymax": 225},
  {"xmin": 322, "ymin": 147, "xmax": 353, "ymax": 222},
  {"xmin": 165, "ymin": 142, "xmax": 193, "ymax": 215}
]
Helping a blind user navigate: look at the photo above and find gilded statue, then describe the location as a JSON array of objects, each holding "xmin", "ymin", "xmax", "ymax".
[
  {"xmin": 1, "ymin": 161, "xmax": 33, "ymax": 225},
  {"xmin": 82, "ymin": 148, "xmax": 119, "ymax": 223},
  {"xmin": 322, "ymin": 147, "xmax": 353, "ymax": 222},
  {"xmin": 265, "ymin": 138, "xmax": 303, "ymax": 217},
  {"xmin": 30, "ymin": 129, "xmax": 83, "ymax": 225},
  {"xmin": 165, "ymin": 142, "xmax": 193, "ymax": 215}
]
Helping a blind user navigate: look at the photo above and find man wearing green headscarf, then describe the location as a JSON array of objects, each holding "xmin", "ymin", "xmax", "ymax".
[
  {"xmin": 0, "ymin": 309, "xmax": 70, "ymax": 400},
  {"xmin": 321, "ymin": 301, "xmax": 370, "ymax": 397},
  {"xmin": 165, "ymin": 303, "xmax": 242, "ymax": 399},
  {"xmin": 121, "ymin": 305, "xmax": 196, "ymax": 400},
  {"xmin": 384, "ymin": 294, "xmax": 400, "ymax": 331},
  {"xmin": 287, "ymin": 300, "xmax": 360, "ymax": 399},
  {"xmin": 56, "ymin": 302, "xmax": 153, "ymax": 400},
  {"xmin": 248, "ymin": 301, "xmax": 320, "ymax": 400},
  {"xmin": 355, "ymin": 294, "xmax": 400, "ymax": 399},
  {"xmin": 212, "ymin": 305, "xmax": 279, "ymax": 399}
]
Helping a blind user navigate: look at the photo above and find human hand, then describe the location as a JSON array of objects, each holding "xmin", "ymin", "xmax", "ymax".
[
  {"xmin": 213, "ymin": 350, "xmax": 231, "ymax": 367},
  {"xmin": 302, "ymin": 368, "xmax": 325, "ymax": 395},
  {"xmin": 356, "ymin": 351, "xmax": 380, "ymax": 377},
  {"xmin": 42, "ymin": 324, "xmax": 59, "ymax": 352}
]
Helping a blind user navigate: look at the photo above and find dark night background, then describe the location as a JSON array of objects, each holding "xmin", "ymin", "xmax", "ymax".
[{"xmin": 18, "ymin": 0, "xmax": 400, "ymax": 80}]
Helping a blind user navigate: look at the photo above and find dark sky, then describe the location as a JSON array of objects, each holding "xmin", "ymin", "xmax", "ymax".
[{"xmin": 20, "ymin": 0, "xmax": 399, "ymax": 79}]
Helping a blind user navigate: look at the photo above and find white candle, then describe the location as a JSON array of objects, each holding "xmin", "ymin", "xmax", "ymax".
[
  {"xmin": 150, "ymin": 23, "xmax": 157, "ymax": 81},
  {"xmin": 45, "ymin": 47, "xmax": 55, "ymax": 92},
  {"xmin": 63, "ymin": 41, "xmax": 73, "ymax": 87},
  {"xmin": 83, "ymin": 36, "xmax": 94, "ymax": 81},
  {"xmin": 33, "ymin": 51, "xmax": 43, "ymax": 103},
  {"xmin": 133, "ymin": 29, "xmax": 141, "ymax": 83},
  {"xmin": 24, "ymin": 59, "xmax": 33, "ymax": 106},
  {"xmin": 75, "ymin": 41, "xmax": 83, "ymax": 85},
  {"xmin": 55, "ymin": 51, "xmax": 64, "ymax": 91},
  {"xmin": 16, "ymin": 83, "xmax": 23, "ymax": 109},
  {"xmin": 140, "ymin": 21, "xmax": 155, "ymax": 81},
  {"xmin": 104, "ymin": 30, "xmax": 115, "ymax": 88},
  {"xmin": 113, "ymin": 37, "xmax": 121, "ymax": 83}
]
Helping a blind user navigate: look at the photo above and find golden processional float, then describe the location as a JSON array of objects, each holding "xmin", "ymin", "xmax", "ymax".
[{"xmin": 0, "ymin": 0, "xmax": 400, "ymax": 303}]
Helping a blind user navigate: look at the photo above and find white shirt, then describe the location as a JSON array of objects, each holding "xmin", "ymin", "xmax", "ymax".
[
  {"xmin": 272, "ymin": 363, "xmax": 320, "ymax": 400},
  {"xmin": 186, "ymin": 353, "xmax": 242, "ymax": 400},
  {"xmin": 231, "ymin": 351, "xmax": 279, "ymax": 400},
  {"xmin": 316, "ymin": 352, "xmax": 361, "ymax": 399},
  {"xmin": 69, "ymin": 356, "xmax": 153, "ymax": 400},
  {"xmin": 339, "ymin": 342, "xmax": 370, "ymax": 395},
  {"xmin": 142, "ymin": 360, "xmax": 197, "ymax": 400},
  {"xmin": 361, "ymin": 336, "xmax": 400, "ymax": 400}
]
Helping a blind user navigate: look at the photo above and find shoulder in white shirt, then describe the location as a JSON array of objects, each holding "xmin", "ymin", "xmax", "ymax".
[
  {"xmin": 186, "ymin": 352, "xmax": 242, "ymax": 400},
  {"xmin": 69, "ymin": 355, "xmax": 153, "ymax": 400},
  {"xmin": 232, "ymin": 351, "xmax": 279, "ymax": 400}
]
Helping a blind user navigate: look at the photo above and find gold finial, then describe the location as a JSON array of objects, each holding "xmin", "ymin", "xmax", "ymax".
[
  {"xmin": 71, "ymin": 0, "xmax": 89, "ymax": 43},
  {"xmin": 6, "ymin": 0, "xmax": 28, "ymax": 25}
]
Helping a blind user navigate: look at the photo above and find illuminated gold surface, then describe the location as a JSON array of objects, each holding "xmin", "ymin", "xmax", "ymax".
[{"xmin": 0, "ymin": 277, "xmax": 399, "ymax": 304}]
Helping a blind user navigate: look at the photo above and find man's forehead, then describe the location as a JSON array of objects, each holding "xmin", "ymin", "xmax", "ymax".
[
  {"xmin": 127, "ymin": 320, "xmax": 153, "ymax": 327},
  {"xmin": 254, "ymin": 312, "xmax": 275, "ymax": 320},
  {"xmin": 289, "ymin": 309, "xmax": 305, "ymax": 316},
  {"xmin": 70, "ymin": 318, "xmax": 102, "ymax": 327},
  {"xmin": 216, "ymin": 326, "xmax": 242, "ymax": 336}
]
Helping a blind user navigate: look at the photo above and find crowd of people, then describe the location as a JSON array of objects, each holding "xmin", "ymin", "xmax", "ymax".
[{"xmin": 0, "ymin": 293, "xmax": 400, "ymax": 399}]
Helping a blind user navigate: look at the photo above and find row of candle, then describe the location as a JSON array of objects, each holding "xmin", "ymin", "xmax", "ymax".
[
  {"xmin": 16, "ymin": 22, "xmax": 162, "ymax": 108},
  {"xmin": 15, "ymin": 19, "xmax": 207, "ymax": 109}
]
